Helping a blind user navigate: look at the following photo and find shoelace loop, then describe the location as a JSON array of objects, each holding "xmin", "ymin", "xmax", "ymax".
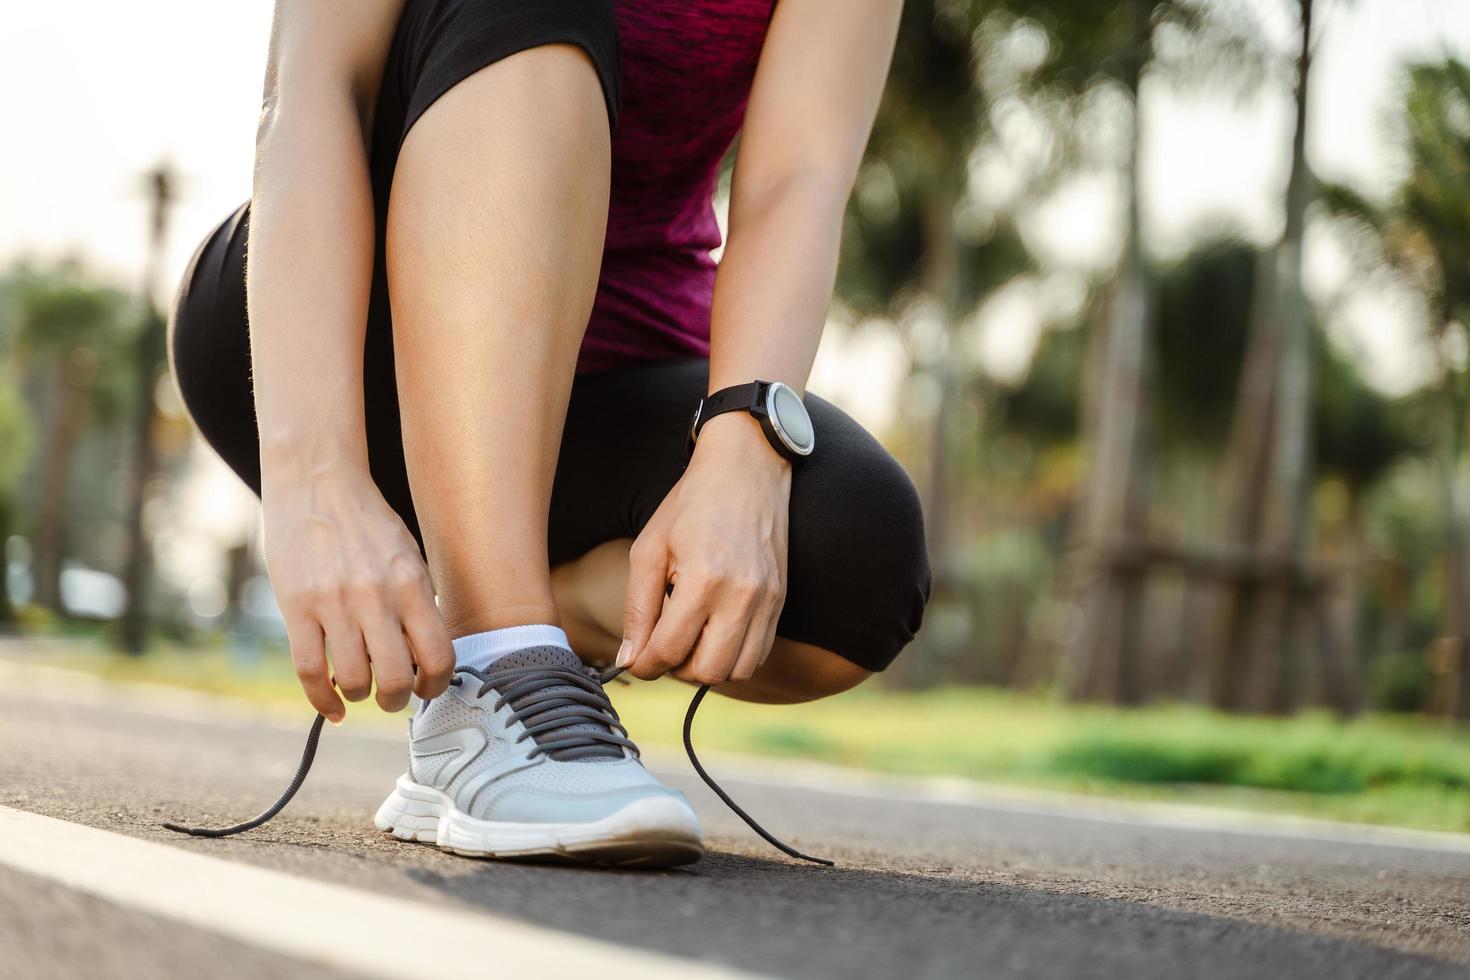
[
  {"xmin": 451, "ymin": 663, "xmax": 637, "ymax": 762},
  {"xmin": 163, "ymin": 668, "xmax": 832, "ymax": 866}
]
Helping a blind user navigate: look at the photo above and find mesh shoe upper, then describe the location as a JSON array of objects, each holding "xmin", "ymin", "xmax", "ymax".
[{"xmin": 409, "ymin": 646, "xmax": 695, "ymax": 825}]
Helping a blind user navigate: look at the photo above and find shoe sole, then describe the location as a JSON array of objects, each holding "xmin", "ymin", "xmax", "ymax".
[{"xmin": 374, "ymin": 774, "xmax": 704, "ymax": 868}]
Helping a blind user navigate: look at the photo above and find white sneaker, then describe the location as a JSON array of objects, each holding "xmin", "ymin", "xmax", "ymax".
[{"xmin": 374, "ymin": 646, "xmax": 703, "ymax": 867}]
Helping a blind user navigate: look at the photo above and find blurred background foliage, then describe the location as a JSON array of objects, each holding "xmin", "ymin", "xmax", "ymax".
[{"xmin": 2, "ymin": 0, "xmax": 1469, "ymax": 733}]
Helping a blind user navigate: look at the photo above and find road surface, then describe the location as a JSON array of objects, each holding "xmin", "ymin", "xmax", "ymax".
[{"xmin": 1, "ymin": 656, "xmax": 1467, "ymax": 979}]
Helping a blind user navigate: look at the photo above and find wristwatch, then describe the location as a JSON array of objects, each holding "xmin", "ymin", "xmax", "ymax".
[{"xmin": 687, "ymin": 380, "xmax": 815, "ymax": 462}]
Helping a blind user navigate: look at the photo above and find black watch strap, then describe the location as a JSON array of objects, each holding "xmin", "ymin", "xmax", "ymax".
[
  {"xmin": 686, "ymin": 381, "xmax": 767, "ymax": 459},
  {"xmin": 696, "ymin": 382, "xmax": 764, "ymax": 433}
]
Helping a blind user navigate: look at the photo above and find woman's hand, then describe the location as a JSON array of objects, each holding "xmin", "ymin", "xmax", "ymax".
[
  {"xmin": 619, "ymin": 413, "xmax": 791, "ymax": 685},
  {"xmin": 262, "ymin": 466, "xmax": 454, "ymax": 722}
]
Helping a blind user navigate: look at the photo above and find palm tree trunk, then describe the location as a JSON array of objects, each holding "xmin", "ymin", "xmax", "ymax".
[
  {"xmin": 1248, "ymin": 0, "xmax": 1316, "ymax": 714},
  {"xmin": 33, "ymin": 355, "xmax": 85, "ymax": 613},
  {"xmin": 1207, "ymin": 251, "xmax": 1279, "ymax": 709},
  {"xmin": 1064, "ymin": 0, "xmax": 1154, "ymax": 705},
  {"xmin": 1326, "ymin": 500, "xmax": 1365, "ymax": 713},
  {"xmin": 117, "ymin": 308, "xmax": 164, "ymax": 653},
  {"xmin": 1434, "ymin": 359, "xmax": 1470, "ymax": 719},
  {"xmin": 1211, "ymin": 0, "xmax": 1316, "ymax": 712},
  {"xmin": 118, "ymin": 165, "xmax": 175, "ymax": 654},
  {"xmin": 0, "ymin": 494, "xmax": 15, "ymax": 626}
]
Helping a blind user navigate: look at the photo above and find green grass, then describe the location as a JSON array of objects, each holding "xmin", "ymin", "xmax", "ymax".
[{"xmin": 12, "ymin": 636, "xmax": 1470, "ymax": 834}]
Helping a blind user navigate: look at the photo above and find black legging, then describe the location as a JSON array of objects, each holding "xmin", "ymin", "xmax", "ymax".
[{"xmin": 169, "ymin": 203, "xmax": 929, "ymax": 671}]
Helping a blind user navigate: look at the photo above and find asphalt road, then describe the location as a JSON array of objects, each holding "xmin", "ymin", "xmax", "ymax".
[{"xmin": 1, "ymin": 658, "xmax": 1467, "ymax": 979}]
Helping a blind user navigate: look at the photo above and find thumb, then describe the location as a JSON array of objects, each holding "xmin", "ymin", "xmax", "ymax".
[{"xmin": 619, "ymin": 538, "xmax": 669, "ymax": 668}]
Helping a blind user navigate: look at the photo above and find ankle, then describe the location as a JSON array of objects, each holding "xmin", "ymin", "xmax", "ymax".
[
  {"xmin": 452, "ymin": 623, "xmax": 572, "ymax": 673},
  {"xmin": 439, "ymin": 599, "xmax": 561, "ymax": 639}
]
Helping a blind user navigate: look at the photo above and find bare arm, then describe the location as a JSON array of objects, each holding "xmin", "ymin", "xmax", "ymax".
[
  {"xmin": 706, "ymin": 0, "xmax": 901, "ymax": 397},
  {"xmin": 621, "ymin": 0, "xmax": 901, "ymax": 684},
  {"xmin": 249, "ymin": 0, "xmax": 400, "ymax": 470},
  {"xmin": 250, "ymin": 0, "xmax": 453, "ymax": 720}
]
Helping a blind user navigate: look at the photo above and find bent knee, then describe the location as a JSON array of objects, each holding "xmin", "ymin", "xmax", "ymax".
[{"xmin": 785, "ymin": 396, "xmax": 932, "ymax": 670}]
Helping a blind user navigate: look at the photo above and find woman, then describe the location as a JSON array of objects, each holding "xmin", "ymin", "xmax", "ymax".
[{"xmin": 169, "ymin": 0, "xmax": 929, "ymax": 867}]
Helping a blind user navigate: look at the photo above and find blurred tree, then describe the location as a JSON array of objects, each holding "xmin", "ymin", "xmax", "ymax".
[
  {"xmin": 118, "ymin": 163, "xmax": 177, "ymax": 654},
  {"xmin": 1153, "ymin": 241, "xmax": 1255, "ymax": 445},
  {"xmin": 1320, "ymin": 58, "xmax": 1470, "ymax": 717},
  {"xmin": 4, "ymin": 264, "xmax": 135, "ymax": 614},
  {"xmin": 1153, "ymin": 238, "xmax": 1408, "ymax": 486},
  {"xmin": 1208, "ymin": 0, "xmax": 1329, "ymax": 714},
  {"xmin": 998, "ymin": 322, "xmax": 1085, "ymax": 444},
  {"xmin": 1315, "ymin": 333, "xmax": 1417, "ymax": 701},
  {"xmin": 1034, "ymin": 0, "xmax": 1268, "ymax": 704},
  {"xmin": 1059, "ymin": 0, "xmax": 1155, "ymax": 705},
  {"xmin": 1314, "ymin": 339, "xmax": 1416, "ymax": 494},
  {"xmin": 1022, "ymin": 232, "xmax": 1405, "ymax": 701},
  {"xmin": 0, "ymin": 380, "xmax": 35, "ymax": 624},
  {"xmin": 845, "ymin": 0, "xmax": 1270, "ymax": 689}
]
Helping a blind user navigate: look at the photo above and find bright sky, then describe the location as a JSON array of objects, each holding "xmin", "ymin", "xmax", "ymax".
[{"xmin": 2, "ymin": 0, "xmax": 1467, "ymax": 587}]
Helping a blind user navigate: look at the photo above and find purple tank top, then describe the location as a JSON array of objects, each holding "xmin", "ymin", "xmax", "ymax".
[{"xmin": 578, "ymin": 0, "xmax": 776, "ymax": 375}]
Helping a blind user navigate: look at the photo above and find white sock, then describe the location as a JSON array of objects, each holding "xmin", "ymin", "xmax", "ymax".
[{"xmin": 452, "ymin": 624, "xmax": 571, "ymax": 673}]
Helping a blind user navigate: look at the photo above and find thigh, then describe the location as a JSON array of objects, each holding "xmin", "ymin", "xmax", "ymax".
[
  {"xmin": 550, "ymin": 361, "xmax": 933, "ymax": 673},
  {"xmin": 168, "ymin": 202, "xmax": 261, "ymax": 493},
  {"xmin": 382, "ymin": 0, "xmax": 620, "ymax": 148},
  {"xmin": 781, "ymin": 394, "xmax": 932, "ymax": 672}
]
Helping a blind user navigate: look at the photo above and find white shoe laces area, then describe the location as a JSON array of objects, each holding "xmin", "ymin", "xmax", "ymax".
[{"xmin": 161, "ymin": 665, "xmax": 834, "ymax": 866}]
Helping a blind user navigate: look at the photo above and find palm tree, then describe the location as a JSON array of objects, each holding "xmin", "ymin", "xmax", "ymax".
[
  {"xmin": 1209, "ymin": 0, "xmax": 1324, "ymax": 713},
  {"xmin": 5, "ymin": 264, "xmax": 135, "ymax": 614},
  {"xmin": 118, "ymin": 163, "xmax": 177, "ymax": 654},
  {"xmin": 1040, "ymin": 0, "xmax": 1268, "ymax": 703},
  {"xmin": 840, "ymin": 1, "xmax": 1266, "ymax": 690},
  {"xmin": 1321, "ymin": 58, "xmax": 1470, "ymax": 717}
]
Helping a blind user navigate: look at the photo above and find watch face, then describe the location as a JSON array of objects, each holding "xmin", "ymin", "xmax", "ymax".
[{"xmin": 767, "ymin": 382, "xmax": 814, "ymax": 455}]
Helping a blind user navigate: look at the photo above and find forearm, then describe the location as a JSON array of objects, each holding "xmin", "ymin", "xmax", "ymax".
[
  {"xmin": 247, "ymin": 88, "xmax": 377, "ymax": 485},
  {"xmin": 705, "ymin": 170, "xmax": 847, "ymax": 398},
  {"xmin": 706, "ymin": 0, "xmax": 900, "ymax": 400}
]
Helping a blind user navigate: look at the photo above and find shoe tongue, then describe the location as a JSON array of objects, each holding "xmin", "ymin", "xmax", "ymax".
[
  {"xmin": 481, "ymin": 646, "xmax": 623, "ymax": 762},
  {"xmin": 486, "ymin": 645, "xmax": 586, "ymax": 676}
]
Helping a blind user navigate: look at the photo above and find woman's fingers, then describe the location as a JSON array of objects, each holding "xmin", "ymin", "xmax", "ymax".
[
  {"xmin": 285, "ymin": 615, "xmax": 344, "ymax": 722},
  {"xmin": 324, "ymin": 618, "xmax": 372, "ymax": 703},
  {"xmin": 620, "ymin": 536, "xmax": 671, "ymax": 669},
  {"xmin": 744, "ymin": 578, "xmax": 787, "ymax": 682},
  {"xmin": 674, "ymin": 611, "xmax": 752, "ymax": 687},
  {"xmin": 728, "ymin": 606, "xmax": 773, "ymax": 684},
  {"xmin": 402, "ymin": 588, "xmax": 455, "ymax": 699},
  {"xmin": 631, "ymin": 553, "xmax": 786, "ymax": 685},
  {"xmin": 263, "ymin": 477, "xmax": 453, "ymax": 719},
  {"xmin": 291, "ymin": 587, "xmax": 447, "ymax": 719},
  {"xmin": 628, "ymin": 576, "xmax": 707, "ymax": 680},
  {"xmin": 361, "ymin": 611, "xmax": 415, "ymax": 712},
  {"xmin": 683, "ymin": 566, "xmax": 782, "ymax": 685}
]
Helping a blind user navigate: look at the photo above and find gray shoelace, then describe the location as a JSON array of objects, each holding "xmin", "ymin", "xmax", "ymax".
[
  {"xmin": 449, "ymin": 662, "xmax": 636, "ymax": 762},
  {"xmin": 162, "ymin": 665, "xmax": 833, "ymax": 866}
]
